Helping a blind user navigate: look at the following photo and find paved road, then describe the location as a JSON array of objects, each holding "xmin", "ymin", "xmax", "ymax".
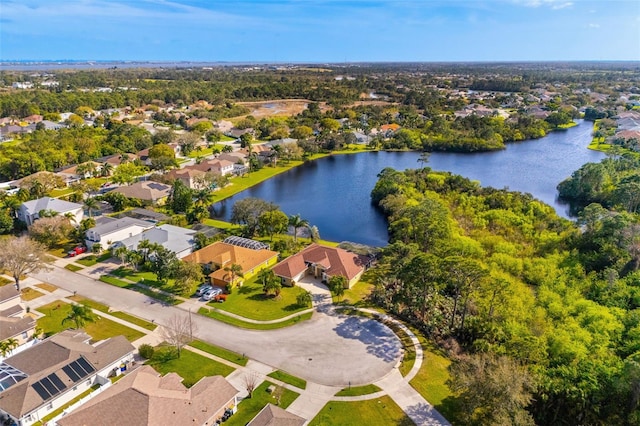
[{"xmin": 32, "ymin": 266, "xmax": 401, "ymax": 387}]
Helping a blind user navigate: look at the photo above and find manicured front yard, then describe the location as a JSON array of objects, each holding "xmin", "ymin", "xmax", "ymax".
[
  {"xmin": 36, "ymin": 283, "xmax": 58, "ymax": 292},
  {"xmin": 198, "ymin": 307, "xmax": 312, "ymax": 330},
  {"xmin": 310, "ymin": 396, "xmax": 413, "ymax": 426},
  {"xmin": 76, "ymin": 253, "xmax": 112, "ymax": 266},
  {"xmin": 409, "ymin": 342, "xmax": 456, "ymax": 422},
  {"xmin": 99, "ymin": 274, "xmax": 181, "ymax": 306},
  {"xmin": 225, "ymin": 381, "xmax": 299, "ymax": 426},
  {"xmin": 146, "ymin": 347, "xmax": 235, "ymax": 387},
  {"xmin": 189, "ymin": 340, "xmax": 248, "ymax": 366},
  {"xmin": 333, "ymin": 277, "xmax": 374, "ymax": 306},
  {"xmin": 109, "ymin": 311, "xmax": 157, "ymax": 331},
  {"xmin": 36, "ymin": 301, "xmax": 145, "ymax": 342},
  {"xmin": 21, "ymin": 287, "xmax": 45, "ymax": 301},
  {"xmin": 267, "ymin": 370, "xmax": 307, "ymax": 390},
  {"xmin": 212, "ymin": 277, "xmax": 309, "ymax": 321},
  {"xmin": 0, "ymin": 275, "xmax": 13, "ymax": 286}
]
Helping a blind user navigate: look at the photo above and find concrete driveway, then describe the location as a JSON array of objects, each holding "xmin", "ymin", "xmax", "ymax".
[{"xmin": 32, "ymin": 266, "xmax": 401, "ymax": 387}]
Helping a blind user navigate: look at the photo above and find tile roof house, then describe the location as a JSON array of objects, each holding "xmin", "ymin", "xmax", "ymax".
[
  {"xmin": 111, "ymin": 181, "xmax": 172, "ymax": 205},
  {"xmin": 0, "ymin": 330, "xmax": 134, "ymax": 426},
  {"xmin": 57, "ymin": 365, "xmax": 239, "ymax": 426},
  {"xmin": 192, "ymin": 159, "xmax": 235, "ymax": 176},
  {"xmin": 0, "ymin": 286, "xmax": 35, "ymax": 350},
  {"xmin": 164, "ymin": 166, "xmax": 210, "ymax": 190},
  {"xmin": 85, "ymin": 217, "xmax": 154, "ymax": 250},
  {"xmin": 247, "ymin": 403, "xmax": 305, "ymax": 426},
  {"xmin": 272, "ymin": 244, "xmax": 370, "ymax": 288},
  {"xmin": 183, "ymin": 241, "xmax": 279, "ymax": 288},
  {"xmin": 17, "ymin": 197, "xmax": 84, "ymax": 227},
  {"xmin": 111, "ymin": 224, "xmax": 197, "ymax": 259}
]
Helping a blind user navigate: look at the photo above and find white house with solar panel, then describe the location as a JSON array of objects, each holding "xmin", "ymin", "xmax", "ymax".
[{"xmin": 0, "ymin": 330, "xmax": 134, "ymax": 426}]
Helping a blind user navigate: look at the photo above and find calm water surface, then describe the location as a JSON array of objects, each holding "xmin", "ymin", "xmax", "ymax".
[{"xmin": 213, "ymin": 120, "xmax": 605, "ymax": 246}]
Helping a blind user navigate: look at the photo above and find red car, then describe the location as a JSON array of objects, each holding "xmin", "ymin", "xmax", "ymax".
[{"xmin": 67, "ymin": 246, "xmax": 87, "ymax": 257}]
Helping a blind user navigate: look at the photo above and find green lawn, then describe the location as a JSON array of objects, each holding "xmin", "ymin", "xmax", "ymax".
[
  {"xmin": 0, "ymin": 276, "xmax": 12, "ymax": 286},
  {"xmin": 189, "ymin": 340, "xmax": 248, "ymax": 366},
  {"xmin": 310, "ymin": 396, "xmax": 413, "ymax": 426},
  {"xmin": 214, "ymin": 161, "xmax": 305, "ymax": 201},
  {"xmin": 186, "ymin": 143, "xmax": 226, "ymax": 158},
  {"xmin": 201, "ymin": 218, "xmax": 242, "ymax": 231},
  {"xmin": 76, "ymin": 253, "xmax": 112, "ymax": 266},
  {"xmin": 212, "ymin": 277, "xmax": 309, "ymax": 321},
  {"xmin": 69, "ymin": 295, "xmax": 109, "ymax": 312},
  {"xmin": 65, "ymin": 263, "xmax": 84, "ymax": 272},
  {"xmin": 333, "ymin": 278, "xmax": 374, "ymax": 306},
  {"xmin": 111, "ymin": 267, "xmax": 178, "ymax": 294},
  {"xmin": 36, "ymin": 283, "xmax": 58, "ymax": 292},
  {"xmin": 100, "ymin": 275, "xmax": 181, "ymax": 305},
  {"xmin": 36, "ymin": 301, "xmax": 145, "ymax": 342},
  {"xmin": 408, "ymin": 338, "xmax": 457, "ymax": 423},
  {"xmin": 100, "ymin": 275, "xmax": 130, "ymax": 288},
  {"xmin": 49, "ymin": 187, "xmax": 76, "ymax": 198},
  {"xmin": 47, "ymin": 240, "xmax": 79, "ymax": 258},
  {"xmin": 267, "ymin": 370, "xmax": 307, "ymax": 390},
  {"xmin": 146, "ymin": 347, "xmax": 235, "ymax": 387},
  {"xmin": 225, "ymin": 381, "xmax": 299, "ymax": 426},
  {"xmin": 334, "ymin": 384, "xmax": 381, "ymax": 397},
  {"xmin": 109, "ymin": 311, "xmax": 157, "ymax": 331},
  {"xmin": 198, "ymin": 307, "xmax": 312, "ymax": 330}
]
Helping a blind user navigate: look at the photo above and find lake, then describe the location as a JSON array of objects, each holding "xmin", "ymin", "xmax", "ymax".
[{"xmin": 212, "ymin": 120, "xmax": 605, "ymax": 246}]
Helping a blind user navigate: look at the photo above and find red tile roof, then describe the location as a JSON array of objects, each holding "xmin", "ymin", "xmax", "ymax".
[{"xmin": 272, "ymin": 244, "xmax": 367, "ymax": 281}]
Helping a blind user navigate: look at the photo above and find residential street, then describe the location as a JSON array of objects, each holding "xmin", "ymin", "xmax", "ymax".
[{"xmin": 31, "ymin": 265, "xmax": 401, "ymax": 387}]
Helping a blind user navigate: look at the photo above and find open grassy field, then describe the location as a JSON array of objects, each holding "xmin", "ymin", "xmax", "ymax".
[
  {"xmin": 310, "ymin": 396, "xmax": 413, "ymax": 426},
  {"xmin": 146, "ymin": 347, "xmax": 235, "ymax": 387}
]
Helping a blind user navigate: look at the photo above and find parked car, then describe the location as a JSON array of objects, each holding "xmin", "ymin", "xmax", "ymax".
[
  {"xmin": 202, "ymin": 288, "xmax": 223, "ymax": 301},
  {"xmin": 195, "ymin": 285, "xmax": 213, "ymax": 297},
  {"xmin": 213, "ymin": 294, "xmax": 227, "ymax": 303},
  {"xmin": 67, "ymin": 246, "xmax": 87, "ymax": 257}
]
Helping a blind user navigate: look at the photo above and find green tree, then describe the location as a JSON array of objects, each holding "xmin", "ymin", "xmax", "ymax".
[
  {"xmin": 83, "ymin": 196, "xmax": 99, "ymax": 218},
  {"xmin": 448, "ymin": 353, "xmax": 536, "ymax": 426},
  {"xmin": 148, "ymin": 143, "xmax": 178, "ymax": 171},
  {"xmin": 329, "ymin": 275, "xmax": 347, "ymax": 301},
  {"xmin": 111, "ymin": 162, "xmax": 147, "ymax": 185},
  {"xmin": 297, "ymin": 290, "xmax": 313, "ymax": 308},
  {"xmin": 149, "ymin": 246, "xmax": 179, "ymax": 285},
  {"xmin": 231, "ymin": 197, "xmax": 278, "ymax": 237},
  {"xmin": 173, "ymin": 261, "xmax": 204, "ymax": 296},
  {"xmin": 223, "ymin": 263, "xmax": 244, "ymax": 288},
  {"xmin": 0, "ymin": 338, "xmax": 19, "ymax": 357},
  {"xmin": 258, "ymin": 210, "xmax": 289, "ymax": 241},
  {"xmin": 169, "ymin": 179, "xmax": 193, "ymax": 214},
  {"xmin": 288, "ymin": 214, "xmax": 309, "ymax": 243},
  {"xmin": 62, "ymin": 304, "xmax": 95, "ymax": 329}
]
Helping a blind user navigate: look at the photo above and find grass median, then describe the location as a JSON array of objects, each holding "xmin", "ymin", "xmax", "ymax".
[{"xmin": 198, "ymin": 307, "xmax": 312, "ymax": 330}]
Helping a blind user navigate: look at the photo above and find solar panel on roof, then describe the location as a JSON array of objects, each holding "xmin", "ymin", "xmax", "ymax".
[
  {"xmin": 40, "ymin": 377, "xmax": 59, "ymax": 396},
  {"xmin": 62, "ymin": 365, "xmax": 80, "ymax": 382},
  {"xmin": 48, "ymin": 373, "xmax": 66, "ymax": 392},
  {"xmin": 32, "ymin": 381, "xmax": 51, "ymax": 400},
  {"xmin": 76, "ymin": 357, "xmax": 95, "ymax": 375},
  {"xmin": 68, "ymin": 361, "xmax": 87, "ymax": 378}
]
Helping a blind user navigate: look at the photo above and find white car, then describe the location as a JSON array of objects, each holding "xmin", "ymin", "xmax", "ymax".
[
  {"xmin": 202, "ymin": 288, "xmax": 223, "ymax": 301},
  {"xmin": 196, "ymin": 285, "xmax": 213, "ymax": 297}
]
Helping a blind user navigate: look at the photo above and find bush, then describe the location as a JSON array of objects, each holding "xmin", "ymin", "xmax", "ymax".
[{"xmin": 138, "ymin": 344, "xmax": 154, "ymax": 359}]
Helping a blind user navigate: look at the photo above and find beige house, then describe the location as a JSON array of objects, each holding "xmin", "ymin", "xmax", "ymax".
[
  {"xmin": 164, "ymin": 167, "xmax": 210, "ymax": 189},
  {"xmin": 57, "ymin": 365, "xmax": 238, "ymax": 426},
  {"xmin": 183, "ymin": 238, "xmax": 278, "ymax": 288},
  {"xmin": 247, "ymin": 403, "xmax": 305, "ymax": 426},
  {"xmin": 0, "ymin": 330, "xmax": 134, "ymax": 426},
  {"xmin": 272, "ymin": 244, "xmax": 370, "ymax": 288},
  {"xmin": 111, "ymin": 181, "xmax": 171, "ymax": 205}
]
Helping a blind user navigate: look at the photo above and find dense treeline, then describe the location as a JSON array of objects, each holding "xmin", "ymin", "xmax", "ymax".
[{"xmin": 371, "ymin": 167, "xmax": 640, "ymax": 425}]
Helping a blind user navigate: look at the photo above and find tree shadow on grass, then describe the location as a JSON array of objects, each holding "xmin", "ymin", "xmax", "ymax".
[
  {"xmin": 333, "ymin": 316, "xmax": 401, "ymax": 363},
  {"xmin": 283, "ymin": 303, "xmax": 303, "ymax": 312}
]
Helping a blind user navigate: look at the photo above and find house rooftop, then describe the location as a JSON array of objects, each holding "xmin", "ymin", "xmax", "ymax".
[
  {"xmin": 272, "ymin": 243, "xmax": 368, "ymax": 281},
  {"xmin": 87, "ymin": 217, "xmax": 153, "ymax": 237},
  {"xmin": 57, "ymin": 365, "xmax": 238, "ymax": 426},
  {"xmin": 111, "ymin": 181, "xmax": 171, "ymax": 202},
  {"xmin": 247, "ymin": 403, "xmax": 305, "ymax": 426},
  {"xmin": 20, "ymin": 197, "xmax": 83, "ymax": 215},
  {"xmin": 0, "ymin": 331, "xmax": 134, "ymax": 418}
]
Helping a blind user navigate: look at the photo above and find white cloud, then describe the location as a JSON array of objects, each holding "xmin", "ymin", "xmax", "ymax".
[
  {"xmin": 551, "ymin": 2, "xmax": 573, "ymax": 10},
  {"xmin": 588, "ymin": 23, "xmax": 601, "ymax": 28},
  {"xmin": 513, "ymin": 0, "xmax": 573, "ymax": 8}
]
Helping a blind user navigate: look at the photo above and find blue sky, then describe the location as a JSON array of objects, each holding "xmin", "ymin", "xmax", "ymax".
[{"xmin": 1, "ymin": 0, "xmax": 638, "ymax": 62}]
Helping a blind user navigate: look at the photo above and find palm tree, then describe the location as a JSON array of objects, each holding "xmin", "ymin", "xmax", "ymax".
[
  {"xmin": 61, "ymin": 304, "xmax": 95, "ymax": 329},
  {"xmin": 84, "ymin": 197, "xmax": 99, "ymax": 218},
  {"xmin": 288, "ymin": 214, "xmax": 309, "ymax": 243},
  {"xmin": 101, "ymin": 162, "xmax": 114, "ymax": 177},
  {"xmin": 64, "ymin": 212, "xmax": 78, "ymax": 225},
  {"xmin": 223, "ymin": 263, "xmax": 244, "ymax": 288},
  {"xmin": 0, "ymin": 337, "xmax": 19, "ymax": 357},
  {"xmin": 113, "ymin": 246, "xmax": 129, "ymax": 266}
]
